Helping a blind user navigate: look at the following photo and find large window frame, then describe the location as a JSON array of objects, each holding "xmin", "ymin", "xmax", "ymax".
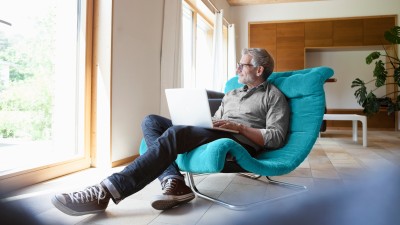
[
  {"xmin": 0, "ymin": 0, "xmax": 94, "ymax": 193},
  {"xmin": 182, "ymin": 0, "xmax": 229, "ymax": 91}
]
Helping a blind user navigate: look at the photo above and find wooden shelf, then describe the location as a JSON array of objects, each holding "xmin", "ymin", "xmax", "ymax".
[{"xmin": 249, "ymin": 15, "xmax": 397, "ymax": 72}]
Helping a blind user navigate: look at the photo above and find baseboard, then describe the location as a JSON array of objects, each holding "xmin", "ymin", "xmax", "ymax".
[{"xmin": 111, "ymin": 155, "xmax": 138, "ymax": 167}]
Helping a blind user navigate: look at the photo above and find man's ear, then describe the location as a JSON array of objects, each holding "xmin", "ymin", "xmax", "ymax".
[{"xmin": 256, "ymin": 66, "xmax": 264, "ymax": 77}]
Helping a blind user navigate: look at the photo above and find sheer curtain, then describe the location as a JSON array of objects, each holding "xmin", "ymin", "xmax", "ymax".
[
  {"xmin": 227, "ymin": 24, "xmax": 237, "ymax": 79},
  {"xmin": 160, "ymin": 0, "xmax": 182, "ymax": 117},
  {"xmin": 211, "ymin": 10, "xmax": 224, "ymax": 92}
]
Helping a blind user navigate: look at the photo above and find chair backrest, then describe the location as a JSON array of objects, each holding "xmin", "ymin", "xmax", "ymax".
[{"xmin": 224, "ymin": 67, "xmax": 334, "ymax": 175}]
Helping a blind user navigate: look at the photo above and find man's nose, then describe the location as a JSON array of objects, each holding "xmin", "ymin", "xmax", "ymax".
[{"xmin": 236, "ymin": 67, "xmax": 241, "ymax": 74}]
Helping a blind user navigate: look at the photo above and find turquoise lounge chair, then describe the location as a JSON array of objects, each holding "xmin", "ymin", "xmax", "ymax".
[{"xmin": 140, "ymin": 66, "xmax": 334, "ymax": 210}]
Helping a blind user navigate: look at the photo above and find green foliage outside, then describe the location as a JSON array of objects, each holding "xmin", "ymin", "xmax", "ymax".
[
  {"xmin": 351, "ymin": 26, "xmax": 400, "ymax": 116},
  {"xmin": 0, "ymin": 4, "xmax": 55, "ymax": 140}
]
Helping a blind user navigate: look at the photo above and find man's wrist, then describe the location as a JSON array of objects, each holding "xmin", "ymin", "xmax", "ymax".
[{"xmin": 238, "ymin": 123, "xmax": 245, "ymax": 133}]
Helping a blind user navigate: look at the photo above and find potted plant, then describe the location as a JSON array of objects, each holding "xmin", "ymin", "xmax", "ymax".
[{"xmin": 351, "ymin": 26, "xmax": 400, "ymax": 116}]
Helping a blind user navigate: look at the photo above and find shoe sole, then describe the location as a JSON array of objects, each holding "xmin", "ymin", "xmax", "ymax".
[
  {"xmin": 51, "ymin": 196, "xmax": 106, "ymax": 216},
  {"xmin": 151, "ymin": 193, "xmax": 195, "ymax": 210}
]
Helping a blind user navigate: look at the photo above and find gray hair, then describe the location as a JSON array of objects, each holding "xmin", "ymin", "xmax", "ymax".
[{"xmin": 241, "ymin": 48, "xmax": 274, "ymax": 80}]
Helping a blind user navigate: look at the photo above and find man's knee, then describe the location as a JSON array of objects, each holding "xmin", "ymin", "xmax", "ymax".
[
  {"xmin": 141, "ymin": 114, "xmax": 159, "ymax": 128},
  {"xmin": 166, "ymin": 125, "xmax": 189, "ymax": 134}
]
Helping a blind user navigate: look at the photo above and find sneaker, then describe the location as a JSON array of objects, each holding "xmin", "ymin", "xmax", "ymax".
[
  {"xmin": 51, "ymin": 183, "xmax": 111, "ymax": 216},
  {"xmin": 151, "ymin": 178, "xmax": 195, "ymax": 210}
]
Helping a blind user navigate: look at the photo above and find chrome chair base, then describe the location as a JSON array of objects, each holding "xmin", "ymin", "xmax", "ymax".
[{"xmin": 186, "ymin": 172, "xmax": 307, "ymax": 210}]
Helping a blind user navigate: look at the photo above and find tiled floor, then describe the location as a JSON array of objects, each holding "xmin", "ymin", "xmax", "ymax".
[{"xmin": 2, "ymin": 130, "xmax": 400, "ymax": 225}]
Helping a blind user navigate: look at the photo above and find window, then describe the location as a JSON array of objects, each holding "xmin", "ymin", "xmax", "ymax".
[
  {"xmin": 182, "ymin": 5, "xmax": 194, "ymax": 88},
  {"xmin": 182, "ymin": 0, "xmax": 229, "ymax": 91},
  {"xmin": 195, "ymin": 15, "xmax": 214, "ymax": 89},
  {"xmin": 0, "ymin": 0, "xmax": 90, "ymax": 176}
]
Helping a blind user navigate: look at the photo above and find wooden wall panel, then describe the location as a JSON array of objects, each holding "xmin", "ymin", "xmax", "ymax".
[
  {"xmin": 305, "ymin": 21, "xmax": 333, "ymax": 47},
  {"xmin": 333, "ymin": 19, "xmax": 363, "ymax": 46},
  {"xmin": 276, "ymin": 23, "xmax": 305, "ymax": 71},
  {"xmin": 363, "ymin": 17, "xmax": 396, "ymax": 45},
  {"xmin": 249, "ymin": 23, "xmax": 277, "ymax": 68},
  {"xmin": 325, "ymin": 109, "xmax": 395, "ymax": 130}
]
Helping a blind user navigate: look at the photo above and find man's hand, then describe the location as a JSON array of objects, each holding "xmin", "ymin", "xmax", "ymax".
[
  {"xmin": 213, "ymin": 120, "xmax": 244, "ymax": 133},
  {"xmin": 213, "ymin": 119, "xmax": 264, "ymax": 147}
]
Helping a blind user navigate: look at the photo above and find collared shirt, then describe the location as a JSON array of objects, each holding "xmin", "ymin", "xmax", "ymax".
[{"xmin": 212, "ymin": 80, "xmax": 290, "ymax": 150}]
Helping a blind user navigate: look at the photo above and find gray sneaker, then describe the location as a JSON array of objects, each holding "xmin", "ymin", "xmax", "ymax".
[
  {"xmin": 51, "ymin": 183, "xmax": 111, "ymax": 216},
  {"xmin": 151, "ymin": 178, "xmax": 195, "ymax": 210}
]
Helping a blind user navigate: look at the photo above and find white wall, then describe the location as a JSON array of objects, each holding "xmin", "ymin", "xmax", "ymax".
[
  {"xmin": 111, "ymin": 0, "xmax": 164, "ymax": 161},
  {"xmin": 94, "ymin": 0, "xmax": 112, "ymax": 167},
  {"xmin": 306, "ymin": 48, "xmax": 386, "ymax": 109}
]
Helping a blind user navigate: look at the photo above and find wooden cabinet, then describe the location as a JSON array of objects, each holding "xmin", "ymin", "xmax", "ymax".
[
  {"xmin": 305, "ymin": 21, "xmax": 333, "ymax": 47},
  {"xmin": 249, "ymin": 23, "xmax": 277, "ymax": 61},
  {"xmin": 276, "ymin": 23, "xmax": 305, "ymax": 71},
  {"xmin": 333, "ymin": 19, "xmax": 363, "ymax": 46},
  {"xmin": 363, "ymin": 17, "xmax": 396, "ymax": 45},
  {"xmin": 249, "ymin": 15, "xmax": 396, "ymax": 71},
  {"xmin": 249, "ymin": 22, "xmax": 306, "ymax": 71}
]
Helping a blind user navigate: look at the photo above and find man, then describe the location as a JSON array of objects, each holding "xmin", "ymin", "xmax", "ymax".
[{"xmin": 51, "ymin": 48, "xmax": 290, "ymax": 216}]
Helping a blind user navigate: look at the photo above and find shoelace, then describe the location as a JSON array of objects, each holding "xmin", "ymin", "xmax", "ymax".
[
  {"xmin": 68, "ymin": 184, "xmax": 107, "ymax": 204},
  {"xmin": 162, "ymin": 178, "xmax": 177, "ymax": 192}
]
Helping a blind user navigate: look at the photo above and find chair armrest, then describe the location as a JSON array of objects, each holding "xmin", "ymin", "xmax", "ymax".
[
  {"xmin": 206, "ymin": 90, "xmax": 224, "ymax": 116},
  {"xmin": 206, "ymin": 90, "xmax": 225, "ymax": 99},
  {"xmin": 209, "ymin": 99, "xmax": 222, "ymax": 116}
]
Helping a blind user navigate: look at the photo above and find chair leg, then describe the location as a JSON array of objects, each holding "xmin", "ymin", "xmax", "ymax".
[
  {"xmin": 186, "ymin": 172, "xmax": 307, "ymax": 211},
  {"xmin": 239, "ymin": 173, "xmax": 307, "ymax": 190},
  {"xmin": 266, "ymin": 176, "xmax": 308, "ymax": 190},
  {"xmin": 239, "ymin": 173, "xmax": 262, "ymax": 179}
]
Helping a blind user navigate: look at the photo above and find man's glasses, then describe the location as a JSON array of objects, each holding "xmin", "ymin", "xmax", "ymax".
[{"xmin": 236, "ymin": 63, "xmax": 254, "ymax": 71}]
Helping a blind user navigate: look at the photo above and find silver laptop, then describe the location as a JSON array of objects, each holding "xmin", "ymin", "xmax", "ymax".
[{"xmin": 165, "ymin": 88, "xmax": 238, "ymax": 133}]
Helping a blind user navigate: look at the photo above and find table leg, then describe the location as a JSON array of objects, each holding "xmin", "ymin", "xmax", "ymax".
[
  {"xmin": 362, "ymin": 119, "xmax": 367, "ymax": 147},
  {"xmin": 352, "ymin": 120, "xmax": 358, "ymax": 142}
]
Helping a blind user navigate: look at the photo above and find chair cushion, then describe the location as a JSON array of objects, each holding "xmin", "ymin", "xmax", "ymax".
[
  {"xmin": 140, "ymin": 67, "xmax": 334, "ymax": 176},
  {"xmin": 224, "ymin": 75, "xmax": 244, "ymax": 94}
]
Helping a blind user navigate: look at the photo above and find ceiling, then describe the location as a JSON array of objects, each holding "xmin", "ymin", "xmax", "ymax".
[{"xmin": 227, "ymin": 0, "xmax": 323, "ymax": 6}]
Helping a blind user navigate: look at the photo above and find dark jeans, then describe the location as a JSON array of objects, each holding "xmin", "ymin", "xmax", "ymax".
[{"xmin": 105, "ymin": 114, "xmax": 257, "ymax": 203}]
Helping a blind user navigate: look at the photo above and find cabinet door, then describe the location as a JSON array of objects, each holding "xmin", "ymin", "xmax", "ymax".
[
  {"xmin": 305, "ymin": 21, "xmax": 333, "ymax": 47},
  {"xmin": 249, "ymin": 23, "xmax": 277, "ymax": 65},
  {"xmin": 333, "ymin": 19, "xmax": 363, "ymax": 46},
  {"xmin": 276, "ymin": 22, "xmax": 305, "ymax": 71},
  {"xmin": 363, "ymin": 17, "xmax": 396, "ymax": 45}
]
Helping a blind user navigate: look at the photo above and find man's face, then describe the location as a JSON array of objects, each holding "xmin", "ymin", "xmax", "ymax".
[{"xmin": 237, "ymin": 54, "xmax": 258, "ymax": 86}]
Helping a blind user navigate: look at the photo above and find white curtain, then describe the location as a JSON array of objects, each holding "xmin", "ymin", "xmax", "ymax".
[
  {"xmin": 211, "ymin": 10, "xmax": 224, "ymax": 92},
  {"xmin": 160, "ymin": 0, "xmax": 183, "ymax": 117},
  {"xmin": 227, "ymin": 24, "xmax": 237, "ymax": 79}
]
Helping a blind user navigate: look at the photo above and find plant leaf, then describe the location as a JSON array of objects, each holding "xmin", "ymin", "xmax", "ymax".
[
  {"xmin": 362, "ymin": 92, "xmax": 379, "ymax": 116},
  {"xmin": 396, "ymin": 95, "xmax": 400, "ymax": 112},
  {"xmin": 373, "ymin": 60, "xmax": 387, "ymax": 87},
  {"xmin": 352, "ymin": 78, "xmax": 367, "ymax": 105},
  {"xmin": 366, "ymin": 52, "xmax": 381, "ymax": 64},
  {"xmin": 351, "ymin": 78, "xmax": 365, "ymax": 88},
  {"xmin": 387, "ymin": 101, "xmax": 395, "ymax": 115},
  {"xmin": 384, "ymin": 26, "xmax": 400, "ymax": 44},
  {"xmin": 394, "ymin": 67, "xmax": 400, "ymax": 86}
]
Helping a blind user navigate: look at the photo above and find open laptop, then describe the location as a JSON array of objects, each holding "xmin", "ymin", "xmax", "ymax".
[{"xmin": 165, "ymin": 88, "xmax": 239, "ymax": 133}]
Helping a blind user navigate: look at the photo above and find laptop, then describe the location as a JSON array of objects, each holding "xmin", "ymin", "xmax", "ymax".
[{"xmin": 165, "ymin": 88, "xmax": 239, "ymax": 133}]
